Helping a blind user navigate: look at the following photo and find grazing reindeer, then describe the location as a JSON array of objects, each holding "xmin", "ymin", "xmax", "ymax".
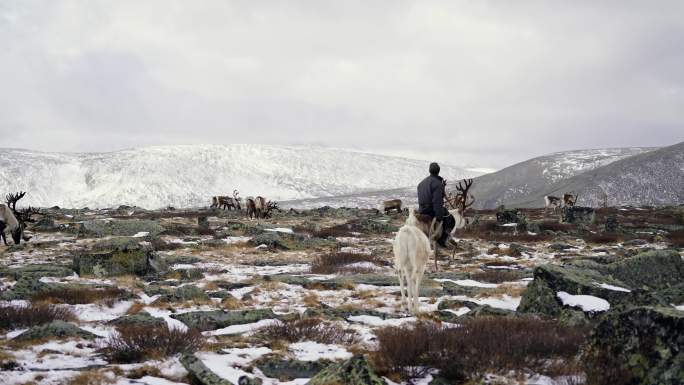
[
  {"xmin": 245, "ymin": 197, "xmax": 257, "ymax": 219},
  {"xmin": 0, "ymin": 204, "xmax": 21, "ymax": 246},
  {"xmin": 254, "ymin": 196, "xmax": 267, "ymax": 218},
  {"xmin": 210, "ymin": 190, "xmax": 242, "ymax": 210},
  {"xmin": 393, "ymin": 208, "xmax": 432, "ymax": 314},
  {"xmin": 2, "ymin": 192, "xmax": 40, "ymax": 245},
  {"xmin": 383, "ymin": 199, "xmax": 402, "ymax": 214},
  {"xmin": 563, "ymin": 193, "xmax": 578, "ymax": 207},
  {"xmin": 544, "ymin": 195, "xmax": 562, "ymax": 213}
]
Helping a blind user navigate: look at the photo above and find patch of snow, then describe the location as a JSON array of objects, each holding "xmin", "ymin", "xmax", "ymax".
[
  {"xmin": 674, "ymin": 304, "xmax": 684, "ymax": 311},
  {"xmin": 347, "ymin": 315, "xmax": 416, "ymax": 327},
  {"xmin": 204, "ymin": 319, "xmax": 281, "ymax": 336},
  {"xmin": 557, "ymin": 291, "xmax": 610, "ymax": 312},
  {"xmin": 224, "ymin": 236, "xmax": 251, "ymax": 244},
  {"xmin": 435, "ymin": 278, "xmax": 498, "ymax": 288},
  {"xmin": 595, "ymin": 282, "xmax": 631, "ymax": 292},
  {"xmin": 265, "ymin": 227, "xmax": 294, "ymax": 234},
  {"xmin": 289, "ymin": 341, "xmax": 353, "ymax": 362},
  {"xmin": 72, "ymin": 300, "xmax": 134, "ymax": 322},
  {"xmin": 133, "ymin": 231, "xmax": 149, "ymax": 237},
  {"xmin": 443, "ymin": 307, "xmax": 471, "ymax": 317}
]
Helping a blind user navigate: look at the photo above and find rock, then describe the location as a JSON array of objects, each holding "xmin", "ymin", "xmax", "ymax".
[
  {"xmin": 108, "ymin": 312, "xmax": 166, "ymax": 328},
  {"xmin": 518, "ymin": 250, "xmax": 684, "ymax": 320},
  {"xmin": 256, "ymin": 357, "xmax": 329, "ymax": 381},
  {"xmin": 238, "ymin": 376, "xmax": 262, "ymax": 385},
  {"xmin": 0, "ymin": 264, "xmax": 73, "ymax": 280},
  {"xmin": 93, "ymin": 237, "xmax": 146, "ymax": 251},
  {"xmin": 180, "ymin": 353, "xmax": 233, "ymax": 385},
  {"xmin": 584, "ymin": 307, "xmax": 684, "ymax": 385},
  {"xmin": 305, "ymin": 305, "xmax": 401, "ymax": 321},
  {"xmin": 561, "ymin": 207, "xmax": 595, "ymax": 224},
  {"xmin": 33, "ymin": 217, "xmax": 57, "ymax": 231},
  {"xmin": 622, "ymin": 238, "xmax": 648, "ymax": 246},
  {"xmin": 162, "ymin": 285, "xmax": 209, "ymax": 302},
  {"xmin": 437, "ymin": 299, "xmax": 515, "ymax": 320},
  {"xmin": 249, "ymin": 233, "xmax": 288, "ymax": 250},
  {"xmin": 549, "ymin": 243, "xmax": 574, "ymax": 251},
  {"xmin": 604, "ymin": 215, "xmax": 619, "ymax": 232},
  {"xmin": 78, "ymin": 219, "xmax": 164, "ymax": 238},
  {"xmin": 14, "ymin": 321, "xmax": 97, "ymax": 341},
  {"xmin": 73, "ymin": 250, "xmax": 166, "ymax": 277},
  {"xmin": 198, "ymin": 216, "xmax": 210, "ymax": 229},
  {"xmin": 171, "ymin": 309, "xmax": 278, "ymax": 331},
  {"xmin": 496, "ymin": 207, "xmax": 524, "ymax": 224},
  {"xmin": 306, "ymin": 355, "xmax": 385, "ymax": 385}
]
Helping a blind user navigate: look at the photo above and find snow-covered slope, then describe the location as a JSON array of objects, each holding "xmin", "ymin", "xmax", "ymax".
[
  {"xmin": 470, "ymin": 147, "xmax": 657, "ymax": 208},
  {"xmin": 0, "ymin": 145, "xmax": 478, "ymax": 209}
]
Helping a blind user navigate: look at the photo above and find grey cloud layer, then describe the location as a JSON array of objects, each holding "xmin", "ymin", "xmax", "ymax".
[{"xmin": 1, "ymin": 1, "xmax": 682, "ymax": 168}]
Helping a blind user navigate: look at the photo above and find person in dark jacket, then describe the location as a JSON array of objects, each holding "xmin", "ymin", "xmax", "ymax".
[{"xmin": 417, "ymin": 162, "xmax": 455, "ymax": 247}]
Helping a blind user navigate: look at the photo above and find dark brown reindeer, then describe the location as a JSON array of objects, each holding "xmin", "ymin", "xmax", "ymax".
[
  {"xmin": 563, "ymin": 193, "xmax": 578, "ymax": 207},
  {"xmin": 210, "ymin": 190, "xmax": 242, "ymax": 210},
  {"xmin": 383, "ymin": 199, "xmax": 402, "ymax": 214},
  {"xmin": 245, "ymin": 197, "xmax": 257, "ymax": 219}
]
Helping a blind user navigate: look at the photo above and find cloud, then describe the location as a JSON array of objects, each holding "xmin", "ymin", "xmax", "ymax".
[{"xmin": 1, "ymin": 0, "xmax": 682, "ymax": 168}]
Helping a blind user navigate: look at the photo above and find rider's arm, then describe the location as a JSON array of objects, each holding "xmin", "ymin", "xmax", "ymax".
[{"xmin": 432, "ymin": 181, "xmax": 445, "ymax": 220}]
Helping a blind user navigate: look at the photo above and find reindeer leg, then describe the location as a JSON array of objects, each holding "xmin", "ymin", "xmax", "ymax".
[{"xmin": 397, "ymin": 268, "xmax": 408, "ymax": 312}]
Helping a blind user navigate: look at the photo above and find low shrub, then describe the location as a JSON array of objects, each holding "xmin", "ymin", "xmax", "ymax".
[
  {"xmin": 261, "ymin": 317, "xmax": 358, "ymax": 345},
  {"xmin": 100, "ymin": 325, "xmax": 204, "ymax": 363},
  {"xmin": 31, "ymin": 286, "xmax": 127, "ymax": 305},
  {"xmin": 309, "ymin": 252, "xmax": 381, "ymax": 274},
  {"xmin": 470, "ymin": 270, "xmax": 523, "ymax": 284},
  {"xmin": 667, "ymin": 230, "xmax": 684, "ymax": 247},
  {"xmin": 583, "ymin": 233, "xmax": 624, "ymax": 244},
  {"xmin": 0, "ymin": 304, "xmax": 75, "ymax": 330},
  {"xmin": 373, "ymin": 318, "xmax": 589, "ymax": 382}
]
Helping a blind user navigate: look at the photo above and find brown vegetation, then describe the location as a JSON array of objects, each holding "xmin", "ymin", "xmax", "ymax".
[
  {"xmin": 261, "ymin": 317, "xmax": 358, "ymax": 345},
  {"xmin": 0, "ymin": 304, "xmax": 75, "ymax": 330},
  {"xmin": 470, "ymin": 270, "xmax": 523, "ymax": 284},
  {"xmin": 31, "ymin": 286, "xmax": 127, "ymax": 306},
  {"xmin": 309, "ymin": 252, "xmax": 382, "ymax": 274},
  {"xmin": 100, "ymin": 325, "xmax": 204, "ymax": 363},
  {"xmin": 373, "ymin": 318, "xmax": 589, "ymax": 382}
]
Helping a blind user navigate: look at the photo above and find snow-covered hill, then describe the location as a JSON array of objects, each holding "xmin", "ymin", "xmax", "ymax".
[
  {"xmin": 0, "ymin": 145, "xmax": 479, "ymax": 209},
  {"xmin": 470, "ymin": 147, "xmax": 657, "ymax": 208}
]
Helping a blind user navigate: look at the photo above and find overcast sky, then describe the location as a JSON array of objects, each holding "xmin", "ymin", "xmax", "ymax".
[{"xmin": 1, "ymin": 1, "xmax": 682, "ymax": 169}]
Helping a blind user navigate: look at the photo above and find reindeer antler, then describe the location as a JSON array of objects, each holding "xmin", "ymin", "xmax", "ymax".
[
  {"xmin": 17, "ymin": 206, "xmax": 42, "ymax": 223},
  {"xmin": 6, "ymin": 191, "xmax": 26, "ymax": 212},
  {"xmin": 455, "ymin": 179, "xmax": 475, "ymax": 211},
  {"xmin": 233, "ymin": 189, "xmax": 239, "ymax": 199}
]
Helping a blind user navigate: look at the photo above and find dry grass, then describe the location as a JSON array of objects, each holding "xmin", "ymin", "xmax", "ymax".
[
  {"xmin": 125, "ymin": 302, "xmax": 145, "ymax": 315},
  {"xmin": 667, "ymin": 229, "xmax": 684, "ymax": 247},
  {"xmin": 66, "ymin": 370, "xmax": 114, "ymax": 385},
  {"xmin": 470, "ymin": 270, "xmax": 522, "ymax": 284},
  {"xmin": 221, "ymin": 296, "xmax": 245, "ymax": 310},
  {"xmin": 0, "ymin": 304, "xmax": 75, "ymax": 330},
  {"xmin": 309, "ymin": 252, "xmax": 381, "ymax": 274},
  {"xmin": 582, "ymin": 233, "xmax": 624, "ymax": 244},
  {"xmin": 31, "ymin": 286, "xmax": 127, "ymax": 305},
  {"xmin": 261, "ymin": 317, "xmax": 359, "ymax": 345},
  {"xmin": 100, "ymin": 325, "xmax": 204, "ymax": 363},
  {"xmin": 373, "ymin": 318, "xmax": 589, "ymax": 382}
]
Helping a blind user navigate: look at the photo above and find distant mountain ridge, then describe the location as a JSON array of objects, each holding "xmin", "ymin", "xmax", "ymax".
[
  {"xmin": 0, "ymin": 145, "xmax": 479, "ymax": 209},
  {"xmin": 469, "ymin": 147, "xmax": 659, "ymax": 209}
]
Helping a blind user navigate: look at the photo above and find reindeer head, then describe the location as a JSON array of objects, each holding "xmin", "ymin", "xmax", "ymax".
[{"xmin": 445, "ymin": 179, "xmax": 475, "ymax": 231}]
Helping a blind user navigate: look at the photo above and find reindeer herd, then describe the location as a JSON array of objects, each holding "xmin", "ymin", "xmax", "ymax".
[{"xmin": 209, "ymin": 190, "xmax": 280, "ymax": 219}]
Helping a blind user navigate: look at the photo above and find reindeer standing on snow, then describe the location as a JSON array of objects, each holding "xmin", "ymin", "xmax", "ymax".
[{"xmin": 393, "ymin": 208, "xmax": 432, "ymax": 315}]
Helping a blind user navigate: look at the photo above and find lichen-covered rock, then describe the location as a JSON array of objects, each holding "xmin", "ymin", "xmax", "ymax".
[
  {"xmin": 249, "ymin": 233, "xmax": 288, "ymax": 250},
  {"xmin": 584, "ymin": 306, "xmax": 684, "ymax": 385},
  {"xmin": 14, "ymin": 321, "xmax": 97, "ymax": 341},
  {"xmin": 180, "ymin": 353, "xmax": 233, "ymax": 385},
  {"xmin": 519, "ymin": 249, "xmax": 684, "ymax": 320},
  {"xmin": 256, "ymin": 357, "xmax": 329, "ymax": 381},
  {"xmin": 0, "ymin": 264, "xmax": 73, "ymax": 280},
  {"xmin": 32, "ymin": 217, "xmax": 57, "ymax": 231},
  {"xmin": 93, "ymin": 236, "xmax": 145, "ymax": 251},
  {"xmin": 78, "ymin": 219, "xmax": 164, "ymax": 238},
  {"xmin": 171, "ymin": 309, "xmax": 278, "ymax": 331},
  {"xmin": 108, "ymin": 312, "xmax": 167, "ymax": 328},
  {"xmin": 72, "ymin": 250, "xmax": 165, "ymax": 277},
  {"xmin": 0, "ymin": 276, "xmax": 50, "ymax": 300},
  {"xmin": 162, "ymin": 285, "xmax": 209, "ymax": 302},
  {"xmin": 305, "ymin": 305, "xmax": 401, "ymax": 321},
  {"xmin": 306, "ymin": 355, "xmax": 385, "ymax": 385},
  {"xmin": 561, "ymin": 206, "xmax": 595, "ymax": 224}
]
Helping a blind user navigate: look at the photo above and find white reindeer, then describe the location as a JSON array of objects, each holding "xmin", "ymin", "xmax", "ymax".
[
  {"xmin": 393, "ymin": 209, "xmax": 433, "ymax": 314},
  {"xmin": 0, "ymin": 204, "xmax": 21, "ymax": 246}
]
